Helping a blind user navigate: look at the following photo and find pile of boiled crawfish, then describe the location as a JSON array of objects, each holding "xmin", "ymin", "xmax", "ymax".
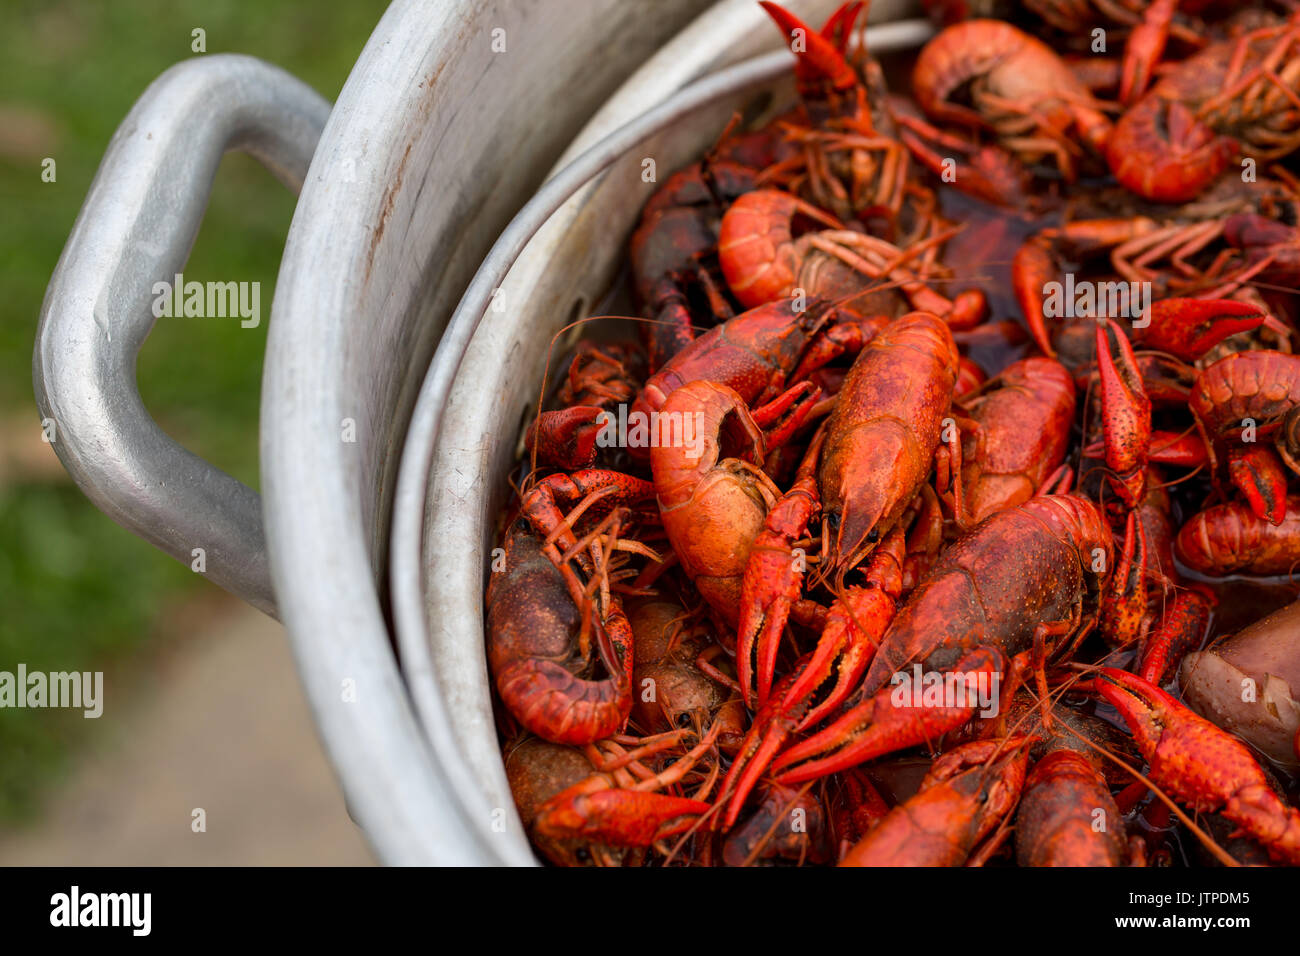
[{"xmin": 488, "ymin": 0, "xmax": 1300, "ymax": 866}]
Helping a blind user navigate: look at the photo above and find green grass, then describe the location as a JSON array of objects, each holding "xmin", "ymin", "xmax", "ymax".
[{"xmin": 0, "ymin": 0, "xmax": 390, "ymax": 819}]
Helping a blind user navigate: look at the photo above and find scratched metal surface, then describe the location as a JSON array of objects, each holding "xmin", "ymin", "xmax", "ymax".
[{"xmin": 261, "ymin": 0, "xmax": 714, "ymax": 864}]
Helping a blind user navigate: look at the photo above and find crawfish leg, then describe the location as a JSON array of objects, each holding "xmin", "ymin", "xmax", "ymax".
[
  {"xmin": 1029, "ymin": 610, "xmax": 1085, "ymax": 732},
  {"xmin": 934, "ymin": 413, "xmax": 982, "ymax": 530},
  {"xmin": 750, "ymin": 381, "xmax": 823, "ymax": 453},
  {"xmin": 1037, "ymin": 461, "xmax": 1073, "ymax": 495},
  {"xmin": 522, "ymin": 470, "xmax": 656, "ymax": 559}
]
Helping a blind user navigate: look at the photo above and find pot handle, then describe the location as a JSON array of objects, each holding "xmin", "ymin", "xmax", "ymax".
[{"xmin": 33, "ymin": 55, "xmax": 331, "ymax": 618}]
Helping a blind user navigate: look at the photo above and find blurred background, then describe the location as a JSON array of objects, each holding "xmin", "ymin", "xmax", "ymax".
[{"xmin": 0, "ymin": 0, "xmax": 393, "ymax": 863}]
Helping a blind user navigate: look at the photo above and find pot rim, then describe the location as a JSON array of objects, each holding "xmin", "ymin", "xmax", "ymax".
[{"xmin": 261, "ymin": 0, "xmax": 713, "ymax": 865}]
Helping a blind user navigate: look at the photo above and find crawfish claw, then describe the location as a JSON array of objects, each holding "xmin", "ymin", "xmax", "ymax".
[
  {"xmin": 771, "ymin": 646, "xmax": 1006, "ymax": 784},
  {"xmin": 1135, "ymin": 298, "xmax": 1266, "ymax": 363},
  {"xmin": 759, "ymin": 1, "xmax": 860, "ymax": 91},
  {"xmin": 1094, "ymin": 667, "xmax": 1300, "ymax": 864},
  {"xmin": 1095, "ymin": 319, "xmax": 1151, "ymax": 508}
]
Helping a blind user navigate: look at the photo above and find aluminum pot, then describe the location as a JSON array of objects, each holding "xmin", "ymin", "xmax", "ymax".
[
  {"xmin": 35, "ymin": 0, "xmax": 928, "ymax": 865},
  {"xmin": 394, "ymin": 0, "xmax": 929, "ymax": 864},
  {"xmin": 35, "ymin": 0, "xmax": 715, "ymax": 865}
]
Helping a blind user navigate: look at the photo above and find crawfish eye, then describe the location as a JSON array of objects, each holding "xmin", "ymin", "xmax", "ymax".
[
  {"xmin": 866, "ymin": 528, "xmax": 880, "ymax": 543},
  {"xmin": 1280, "ymin": 406, "xmax": 1300, "ymax": 470},
  {"xmin": 575, "ymin": 847, "xmax": 592, "ymax": 865},
  {"xmin": 826, "ymin": 512, "xmax": 840, "ymax": 531}
]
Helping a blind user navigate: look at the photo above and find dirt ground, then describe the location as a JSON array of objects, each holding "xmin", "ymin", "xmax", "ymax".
[{"xmin": 0, "ymin": 596, "xmax": 375, "ymax": 866}]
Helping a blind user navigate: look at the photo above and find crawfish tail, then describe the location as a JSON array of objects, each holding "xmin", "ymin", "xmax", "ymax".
[{"xmin": 487, "ymin": 529, "xmax": 632, "ymax": 745}]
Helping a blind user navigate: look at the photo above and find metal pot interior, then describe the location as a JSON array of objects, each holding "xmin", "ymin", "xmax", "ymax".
[{"xmin": 411, "ymin": 0, "xmax": 922, "ymax": 864}]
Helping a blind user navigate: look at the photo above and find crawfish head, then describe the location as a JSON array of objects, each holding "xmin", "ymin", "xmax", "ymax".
[
  {"xmin": 505, "ymin": 740, "xmax": 628, "ymax": 867},
  {"xmin": 818, "ymin": 311, "xmax": 959, "ymax": 583},
  {"xmin": 628, "ymin": 598, "xmax": 730, "ymax": 735},
  {"xmin": 530, "ymin": 727, "xmax": 723, "ymax": 866},
  {"xmin": 723, "ymin": 782, "xmax": 833, "ymax": 866},
  {"xmin": 855, "ymin": 494, "xmax": 1113, "ymax": 702},
  {"xmin": 531, "ymin": 785, "xmax": 707, "ymax": 867},
  {"xmin": 839, "ymin": 737, "xmax": 1032, "ymax": 867}
]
